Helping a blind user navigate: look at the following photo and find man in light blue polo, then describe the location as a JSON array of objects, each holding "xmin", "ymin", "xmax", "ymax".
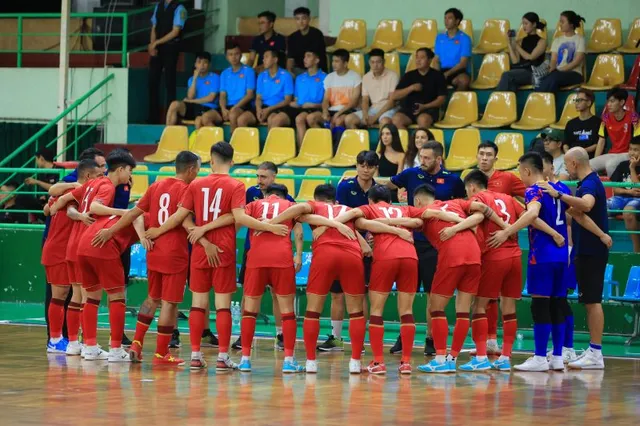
[
  {"xmin": 432, "ymin": 7, "xmax": 471, "ymax": 91},
  {"xmin": 288, "ymin": 50, "xmax": 326, "ymax": 147},
  {"xmin": 220, "ymin": 43, "xmax": 257, "ymax": 132}
]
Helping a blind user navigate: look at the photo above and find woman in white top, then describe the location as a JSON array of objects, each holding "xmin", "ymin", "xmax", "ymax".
[
  {"xmin": 403, "ymin": 127, "xmax": 435, "ymax": 169},
  {"xmin": 537, "ymin": 10, "xmax": 586, "ymax": 92}
]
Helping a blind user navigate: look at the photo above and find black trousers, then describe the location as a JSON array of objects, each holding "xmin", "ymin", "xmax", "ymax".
[
  {"xmin": 414, "ymin": 239, "xmax": 438, "ymax": 293},
  {"xmin": 148, "ymin": 44, "xmax": 180, "ymax": 124}
]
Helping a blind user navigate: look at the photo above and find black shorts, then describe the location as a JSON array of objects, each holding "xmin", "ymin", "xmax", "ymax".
[
  {"xmin": 576, "ymin": 254, "xmax": 608, "ymax": 304},
  {"xmin": 441, "ymin": 68, "xmax": 468, "ymax": 86},
  {"xmin": 184, "ymin": 103, "xmax": 211, "ymax": 120},
  {"xmin": 397, "ymin": 107, "xmax": 439, "ymax": 125},
  {"xmin": 415, "ymin": 239, "xmax": 438, "ymax": 293},
  {"xmin": 330, "ymin": 256, "xmax": 372, "ymax": 293},
  {"xmin": 284, "ymin": 106, "xmax": 321, "ymax": 123}
]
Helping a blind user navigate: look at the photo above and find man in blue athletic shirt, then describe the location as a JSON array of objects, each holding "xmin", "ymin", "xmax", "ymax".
[{"xmin": 220, "ymin": 44, "xmax": 257, "ymax": 132}]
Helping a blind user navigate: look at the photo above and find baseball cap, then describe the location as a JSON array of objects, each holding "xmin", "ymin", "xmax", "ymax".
[{"xmin": 541, "ymin": 127, "xmax": 563, "ymax": 141}]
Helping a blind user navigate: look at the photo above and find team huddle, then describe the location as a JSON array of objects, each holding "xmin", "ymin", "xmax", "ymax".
[{"xmin": 41, "ymin": 141, "xmax": 612, "ymax": 374}]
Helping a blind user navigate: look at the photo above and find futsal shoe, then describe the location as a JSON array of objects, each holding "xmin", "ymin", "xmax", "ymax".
[
  {"xmin": 398, "ymin": 361, "xmax": 412, "ymax": 375},
  {"xmin": 216, "ymin": 355, "xmax": 238, "ymax": 372},
  {"xmin": 152, "ymin": 353, "xmax": 185, "ymax": 366},
  {"xmin": 349, "ymin": 359, "xmax": 362, "ymax": 374},
  {"xmin": 458, "ymin": 357, "xmax": 492, "ymax": 372},
  {"xmin": 108, "ymin": 347, "xmax": 131, "ymax": 363},
  {"xmin": 121, "ymin": 333, "xmax": 132, "ymax": 348},
  {"xmin": 562, "ymin": 347, "xmax": 579, "ymax": 363},
  {"xmin": 366, "ymin": 361, "xmax": 387, "ymax": 375},
  {"xmin": 282, "ymin": 359, "xmax": 305, "ymax": 373},
  {"xmin": 317, "ymin": 334, "xmax": 344, "ymax": 352},
  {"xmin": 417, "ymin": 359, "xmax": 454, "ymax": 373},
  {"xmin": 549, "ymin": 355, "xmax": 565, "ymax": 371},
  {"xmin": 231, "ymin": 336, "xmax": 242, "ymax": 350},
  {"xmin": 305, "ymin": 360, "xmax": 318, "ymax": 374},
  {"xmin": 513, "ymin": 356, "xmax": 549, "ymax": 372},
  {"xmin": 129, "ymin": 340, "xmax": 143, "ymax": 363},
  {"xmin": 424, "ymin": 338, "xmax": 436, "ymax": 356},
  {"xmin": 47, "ymin": 338, "xmax": 69, "ymax": 354},
  {"xmin": 83, "ymin": 345, "xmax": 108, "ymax": 361},
  {"xmin": 66, "ymin": 341, "xmax": 82, "ymax": 356},
  {"xmin": 486, "ymin": 340, "xmax": 501, "ymax": 355},
  {"xmin": 567, "ymin": 348, "xmax": 604, "ymax": 370},
  {"xmin": 275, "ymin": 333, "xmax": 285, "ymax": 351},
  {"xmin": 169, "ymin": 330, "xmax": 181, "ymax": 348},
  {"xmin": 491, "ymin": 356, "xmax": 512, "ymax": 371},
  {"xmin": 190, "ymin": 356, "xmax": 208, "ymax": 370},
  {"xmin": 201, "ymin": 330, "xmax": 219, "ymax": 348},
  {"xmin": 238, "ymin": 359, "xmax": 252, "ymax": 372},
  {"xmin": 389, "ymin": 336, "xmax": 402, "ymax": 355}
]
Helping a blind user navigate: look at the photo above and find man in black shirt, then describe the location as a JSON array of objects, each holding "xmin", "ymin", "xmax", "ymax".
[
  {"xmin": 287, "ymin": 7, "xmax": 327, "ymax": 75},
  {"xmin": 608, "ymin": 136, "xmax": 640, "ymax": 252},
  {"xmin": 250, "ymin": 11, "xmax": 287, "ymax": 71},
  {"xmin": 24, "ymin": 148, "xmax": 63, "ymax": 205},
  {"xmin": 0, "ymin": 181, "xmax": 29, "ymax": 224},
  {"xmin": 564, "ymin": 88, "xmax": 601, "ymax": 158},
  {"xmin": 391, "ymin": 48, "xmax": 447, "ymax": 129}
]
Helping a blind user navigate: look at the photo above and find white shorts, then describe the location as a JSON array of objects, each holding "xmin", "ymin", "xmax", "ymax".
[{"xmin": 353, "ymin": 106, "xmax": 398, "ymax": 122}]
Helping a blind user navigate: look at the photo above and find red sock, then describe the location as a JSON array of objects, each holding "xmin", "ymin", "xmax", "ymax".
[
  {"xmin": 431, "ymin": 311, "xmax": 448, "ymax": 356},
  {"xmin": 303, "ymin": 311, "xmax": 321, "ymax": 361},
  {"xmin": 472, "ymin": 313, "xmax": 488, "ymax": 357},
  {"xmin": 502, "ymin": 313, "xmax": 518, "ymax": 357},
  {"xmin": 83, "ymin": 298, "xmax": 100, "ymax": 346},
  {"xmin": 348, "ymin": 311, "xmax": 366, "ymax": 361},
  {"xmin": 80, "ymin": 303, "xmax": 86, "ymax": 340},
  {"xmin": 48, "ymin": 297, "xmax": 65, "ymax": 339},
  {"xmin": 155, "ymin": 325, "xmax": 173, "ymax": 356},
  {"xmin": 109, "ymin": 299, "xmax": 126, "ymax": 349},
  {"xmin": 486, "ymin": 300, "xmax": 499, "ymax": 340},
  {"xmin": 241, "ymin": 311, "xmax": 257, "ymax": 357},
  {"xmin": 133, "ymin": 313, "xmax": 154, "ymax": 347},
  {"xmin": 400, "ymin": 314, "xmax": 415, "ymax": 363},
  {"xmin": 369, "ymin": 315, "xmax": 385, "ymax": 363},
  {"xmin": 282, "ymin": 312, "xmax": 297, "ymax": 357},
  {"xmin": 189, "ymin": 307, "xmax": 206, "ymax": 353},
  {"xmin": 451, "ymin": 312, "xmax": 470, "ymax": 358},
  {"xmin": 216, "ymin": 308, "xmax": 231, "ymax": 353},
  {"xmin": 66, "ymin": 302, "xmax": 82, "ymax": 341}
]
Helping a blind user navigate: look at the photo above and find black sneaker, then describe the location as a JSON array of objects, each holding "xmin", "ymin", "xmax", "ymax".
[
  {"xmin": 317, "ymin": 334, "xmax": 344, "ymax": 352},
  {"xmin": 177, "ymin": 311, "xmax": 188, "ymax": 321},
  {"xmin": 169, "ymin": 329, "xmax": 181, "ymax": 348},
  {"xmin": 389, "ymin": 335, "xmax": 402, "ymax": 355},
  {"xmin": 424, "ymin": 337, "xmax": 436, "ymax": 356},
  {"xmin": 201, "ymin": 329, "xmax": 219, "ymax": 348},
  {"xmin": 121, "ymin": 333, "xmax": 132, "ymax": 347},
  {"xmin": 231, "ymin": 336, "xmax": 242, "ymax": 350},
  {"xmin": 275, "ymin": 333, "xmax": 284, "ymax": 351}
]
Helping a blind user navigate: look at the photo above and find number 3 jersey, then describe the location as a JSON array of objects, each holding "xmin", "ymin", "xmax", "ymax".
[
  {"xmin": 179, "ymin": 174, "xmax": 246, "ymax": 269},
  {"xmin": 525, "ymin": 182, "xmax": 569, "ymax": 265},
  {"xmin": 358, "ymin": 202, "xmax": 418, "ymax": 261},
  {"xmin": 137, "ymin": 177, "xmax": 190, "ymax": 273}
]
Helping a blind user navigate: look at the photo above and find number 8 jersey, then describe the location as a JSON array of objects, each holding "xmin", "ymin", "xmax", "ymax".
[{"xmin": 525, "ymin": 182, "xmax": 569, "ymax": 265}]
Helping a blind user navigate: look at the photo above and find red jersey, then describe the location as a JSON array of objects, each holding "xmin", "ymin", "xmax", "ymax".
[
  {"xmin": 77, "ymin": 215, "xmax": 141, "ymax": 260},
  {"xmin": 600, "ymin": 109, "xmax": 640, "ymax": 154},
  {"xmin": 470, "ymin": 190, "xmax": 523, "ymax": 260},
  {"xmin": 307, "ymin": 201, "xmax": 362, "ymax": 259},
  {"xmin": 179, "ymin": 174, "xmax": 245, "ymax": 269},
  {"xmin": 137, "ymin": 177, "xmax": 189, "ymax": 273},
  {"xmin": 488, "ymin": 170, "xmax": 526, "ymax": 198},
  {"xmin": 358, "ymin": 202, "xmax": 417, "ymax": 261},
  {"xmin": 245, "ymin": 195, "xmax": 296, "ymax": 268},
  {"xmin": 42, "ymin": 192, "xmax": 76, "ymax": 266},
  {"xmin": 409, "ymin": 199, "xmax": 480, "ymax": 267}
]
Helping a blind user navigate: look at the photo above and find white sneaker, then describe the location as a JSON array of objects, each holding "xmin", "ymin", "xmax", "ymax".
[
  {"xmin": 549, "ymin": 355, "xmax": 565, "ymax": 371},
  {"xmin": 108, "ymin": 347, "xmax": 131, "ymax": 363},
  {"xmin": 83, "ymin": 345, "xmax": 108, "ymax": 361},
  {"xmin": 568, "ymin": 348, "xmax": 604, "ymax": 370},
  {"xmin": 305, "ymin": 360, "xmax": 318, "ymax": 374},
  {"xmin": 562, "ymin": 347, "xmax": 578, "ymax": 363},
  {"xmin": 514, "ymin": 356, "xmax": 549, "ymax": 372},
  {"xmin": 486, "ymin": 340, "xmax": 501, "ymax": 355},
  {"xmin": 349, "ymin": 359, "xmax": 362, "ymax": 374},
  {"xmin": 66, "ymin": 341, "xmax": 82, "ymax": 356}
]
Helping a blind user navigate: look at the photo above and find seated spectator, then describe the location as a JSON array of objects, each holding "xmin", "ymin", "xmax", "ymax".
[
  {"xmin": 25, "ymin": 148, "xmax": 63, "ymax": 192},
  {"xmin": 345, "ymin": 49, "xmax": 399, "ymax": 129},
  {"xmin": 220, "ymin": 44, "xmax": 257, "ymax": 132},
  {"xmin": 0, "ymin": 181, "xmax": 29, "ymax": 224},
  {"xmin": 250, "ymin": 11, "xmax": 286, "ymax": 71},
  {"xmin": 288, "ymin": 50, "xmax": 327, "ymax": 147},
  {"xmin": 391, "ymin": 48, "xmax": 447, "ymax": 129},
  {"xmin": 404, "ymin": 128, "xmax": 435, "ymax": 169},
  {"xmin": 564, "ymin": 88, "xmax": 601, "ymax": 158},
  {"xmin": 607, "ymin": 136, "xmax": 640, "ymax": 252},
  {"xmin": 542, "ymin": 128, "xmax": 570, "ymax": 180},
  {"xmin": 377, "ymin": 124, "xmax": 405, "ymax": 177},
  {"xmin": 287, "ymin": 7, "xmax": 327, "ymax": 75},
  {"xmin": 537, "ymin": 11, "xmax": 586, "ymax": 92},
  {"xmin": 308, "ymin": 49, "xmax": 361, "ymax": 128},
  {"xmin": 591, "ymin": 88, "xmax": 640, "ymax": 176},
  {"xmin": 497, "ymin": 12, "xmax": 547, "ymax": 91},
  {"xmin": 432, "ymin": 8, "xmax": 471, "ymax": 91},
  {"xmin": 166, "ymin": 52, "xmax": 221, "ymax": 128},
  {"xmin": 249, "ymin": 49, "xmax": 294, "ymax": 129}
]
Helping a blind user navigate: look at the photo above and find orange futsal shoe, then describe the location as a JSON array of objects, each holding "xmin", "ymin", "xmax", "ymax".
[
  {"xmin": 152, "ymin": 353, "xmax": 185, "ymax": 366},
  {"xmin": 129, "ymin": 340, "xmax": 143, "ymax": 363},
  {"xmin": 366, "ymin": 361, "xmax": 387, "ymax": 375},
  {"xmin": 398, "ymin": 361, "xmax": 412, "ymax": 375}
]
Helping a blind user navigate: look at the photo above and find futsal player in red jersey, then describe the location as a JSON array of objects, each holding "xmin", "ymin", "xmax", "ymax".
[{"xmin": 42, "ymin": 159, "xmax": 103, "ymax": 355}]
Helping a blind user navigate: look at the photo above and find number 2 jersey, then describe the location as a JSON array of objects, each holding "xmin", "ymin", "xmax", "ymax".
[
  {"xmin": 525, "ymin": 182, "xmax": 569, "ymax": 265},
  {"xmin": 358, "ymin": 202, "xmax": 418, "ymax": 261}
]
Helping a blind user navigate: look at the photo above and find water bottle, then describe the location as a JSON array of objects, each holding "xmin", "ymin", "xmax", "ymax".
[{"xmin": 231, "ymin": 302, "xmax": 241, "ymax": 328}]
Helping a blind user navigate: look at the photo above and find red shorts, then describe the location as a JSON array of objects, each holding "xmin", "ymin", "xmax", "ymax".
[
  {"xmin": 432, "ymin": 263, "xmax": 481, "ymax": 297},
  {"xmin": 244, "ymin": 267, "xmax": 296, "ymax": 297},
  {"xmin": 478, "ymin": 256, "xmax": 522, "ymax": 299},
  {"xmin": 66, "ymin": 261, "xmax": 83, "ymax": 284},
  {"xmin": 45, "ymin": 263, "xmax": 70, "ymax": 286},
  {"xmin": 307, "ymin": 247, "xmax": 365, "ymax": 296},
  {"xmin": 78, "ymin": 256, "xmax": 124, "ymax": 294},
  {"xmin": 369, "ymin": 258, "xmax": 418, "ymax": 293},
  {"xmin": 190, "ymin": 264, "xmax": 236, "ymax": 294},
  {"xmin": 148, "ymin": 269, "xmax": 188, "ymax": 303}
]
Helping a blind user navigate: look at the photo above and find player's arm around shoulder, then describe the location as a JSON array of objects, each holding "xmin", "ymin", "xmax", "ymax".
[{"xmin": 354, "ymin": 217, "xmax": 415, "ymax": 243}]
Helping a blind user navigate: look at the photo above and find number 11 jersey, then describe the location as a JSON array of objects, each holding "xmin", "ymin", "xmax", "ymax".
[{"xmin": 245, "ymin": 194, "xmax": 296, "ymax": 268}]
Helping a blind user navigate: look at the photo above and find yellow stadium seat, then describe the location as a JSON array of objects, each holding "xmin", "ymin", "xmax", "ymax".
[
  {"xmin": 516, "ymin": 19, "xmax": 547, "ymax": 40},
  {"xmin": 287, "ymin": 128, "xmax": 333, "ymax": 166},
  {"xmin": 275, "ymin": 168, "xmax": 295, "ymax": 198},
  {"xmin": 144, "ymin": 126, "xmax": 189, "ymax": 163},
  {"xmin": 384, "ymin": 52, "xmax": 400, "ymax": 76},
  {"xmin": 364, "ymin": 19, "xmax": 404, "ymax": 52},
  {"xmin": 230, "ymin": 127, "xmax": 260, "ymax": 164},
  {"xmin": 558, "ymin": 62, "xmax": 587, "ymax": 91},
  {"xmin": 130, "ymin": 165, "xmax": 148, "ymax": 200},
  {"xmin": 445, "ymin": 129, "xmax": 480, "ymax": 171},
  {"xmin": 399, "ymin": 19, "xmax": 438, "ymax": 53},
  {"xmin": 548, "ymin": 21, "xmax": 584, "ymax": 52},
  {"xmin": 405, "ymin": 52, "xmax": 417, "ymax": 73},
  {"xmin": 199, "ymin": 167, "xmax": 211, "ymax": 176},
  {"xmin": 460, "ymin": 168, "xmax": 475, "ymax": 181},
  {"xmin": 469, "ymin": 53, "xmax": 510, "ymax": 89},
  {"xmin": 348, "ymin": 53, "xmax": 365, "ymax": 76},
  {"xmin": 473, "ymin": 91, "xmax": 517, "ymax": 129},
  {"xmin": 327, "ymin": 19, "xmax": 367, "ymax": 52},
  {"xmin": 459, "ymin": 19, "xmax": 474, "ymax": 44},
  {"xmin": 618, "ymin": 18, "xmax": 640, "ymax": 53},
  {"xmin": 232, "ymin": 167, "xmax": 257, "ymax": 190},
  {"xmin": 511, "ymin": 93, "xmax": 556, "ymax": 130},
  {"xmin": 155, "ymin": 166, "xmax": 176, "ymax": 183},
  {"xmin": 341, "ymin": 170, "xmax": 358, "ymax": 181},
  {"xmin": 493, "ymin": 133, "xmax": 524, "ymax": 170},
  {"xmin": 550, "ymin": 93, "xmax": 597, "ymax": 130},
  {"xmin": 473, "ymin": 19, "xmax": 510, "ymax": 54},
  {"xmin": 250, "ymin": 128, "xmax": 296, "ymax": 166},
  {"xmin": 587, "ymin": 19, "xmax": 622, "ymax": 53},
  {"xmin": 241, "ymin": 52, "xmax": 257, "ymax": 68},
  {"xmin": 582, "ymin": 54, "xmax": 626, "ymax": 90},
  {"xmin": 191, "ymin": 127, "xmax": 224, "ymax": 163},
  {"xmin": 297, "ymin": 168, "xmax": 332, "ymax": 200},
  {"xmin": 434, "ymin": 92, "xmax": 478, "ymax": 129},
  {"xmin": 325, "ymin": 130, "xmax": 370, "ymax": 167},
  {"xmin": 429, "ymin": 128, "xmax": 445, "ymax": 145}
]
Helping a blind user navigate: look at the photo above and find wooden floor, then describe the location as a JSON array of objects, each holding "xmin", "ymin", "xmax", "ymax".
[{"xmin": 2, "ymin": 325, "xmax": 639, "ymax": 425}]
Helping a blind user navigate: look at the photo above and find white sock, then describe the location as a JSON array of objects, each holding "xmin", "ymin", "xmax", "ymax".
[
  {"xmin": 331, "ymin": 320, "xmax": 343, "ymax": 338},
  {"xmin": 241, "ymin": 356, "xmax": 250, "ymax": 363},
  {"xmin": 552, "ymin": 355, "xmax": 563, "ymax": 362},
  {"xmin": 476, "ymin": 355, "xmax": 488, "ymax": 362},
  {"xmin": 191, "ymin": 351, "xmax": 202, "ymax": 359},
  {"xmin": 435, "ymin": 354, "xmax": 446, "ymax": 363},
  {"xmin": 50, "ymin": 337, "xmax": 62, "ymax": 344},
  {"xmin": 284, "ymin": 356, "xmax": 294, "ymax": 363},
  {"xmin": 69, "ymin": 340, "xmax": 78, "ymax": 344},
  {"xmin": 275, "ymin": 326, "xmax": 282, "ymax": 335},
  {"xmin": 218, "ymin": 352, "xmax": 228, "ymax": 359},
  {"xmin": 590, "ymin": 347, "xmax": 602, "ymax": 355}
]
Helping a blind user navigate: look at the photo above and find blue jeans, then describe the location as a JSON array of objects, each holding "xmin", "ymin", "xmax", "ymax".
[
  {"xmin": 607, "ymin": 196, "xmax": 640, "ymax": 213},
  {"xmin": 536, "ymin": 70, "xmax": 582, "ymax": 92}
]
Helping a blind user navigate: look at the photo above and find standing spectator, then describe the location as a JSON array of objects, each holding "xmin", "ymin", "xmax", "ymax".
[
  {"xmin": 432, "ymin": 8, "xmax": 472, "ymax": 91},
  {"xmin": 591, "ymin": 88, "xmax": 640, "ymax": 176},
  {"xmin": 220, "ymin": 44, "xmax": 257, "ymax": 132},
  {"xmin": 287, "ymin": 7, "xmax": 327, "ymax": 74},
  {"xmin": 391, "ymin": 48, "xmax": 447, "ymax": 129},
  {"xmin": 537, "ymin": 11, "xmax": 586, "ymax": 92},
  {"xmin": 607, "ymin": 136, "xmax": 640, "ymax": 252},
  {"xmin": 404, "ymin": 128, "xmax": 435, "ymax": 169},
  {"xmin": 345, "ymin": 49, "xmax": 399, "ymax": 129},
  {"xmin": 542, "ymin": 128, "xmax": 570, "ymax": 180},
  {"xmin": 376, "ymin": 124, "xmax": 405, "ymax": 177},
  {"xmin": 564, "ymin": 88, "xmax": 601, "ymax": 158},
  {"xmin": 25, "ymin": 148, "xmax": 64, "ymax": 204},
  {"xmin": 250, "ymin": 11, "xmax": 287, "ymax": 71},
  {"xmin": 165, "ymin": 52, "xmax": 222, "ymax": 129},
  {"xmin": 476, "ymin": 141, "xmax": 526, "ymax": 199},
  {"xmin": 0, "ymin": 181, "xmax": 29, "ymax": 224},
  {"xmin": 148, "ymin": 0, "xmax": 187, "ymax": 124},
  {"xmin": 497, "ymin": 12, "xmax": 547, "ymax": 91}
]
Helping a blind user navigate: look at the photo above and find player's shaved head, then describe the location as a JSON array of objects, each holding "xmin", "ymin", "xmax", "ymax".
[
  {"xmin": 518, "ymin": 152, "xmax": 544, "ymax": 173},
  {"xmin": 368, "ymin": 184, "xmax": 392, "ymax": 204},
  {"xmin": 265, "ymin": 183, "xmax": 288, "ymax": 199},
  {"xmin": 413, "ymin": 184, "xmax": 436, "ymax": 208},
  {"xmin": 565, "ymin": 147, "xmax": 589, "ymax": 164},
  {"xmin": 314, "ymin": 184, "xmax": 336, "ymax": 202},
  {"xmin": 210, "ymin": 142, "xmax": 234, "ymax": 163}
]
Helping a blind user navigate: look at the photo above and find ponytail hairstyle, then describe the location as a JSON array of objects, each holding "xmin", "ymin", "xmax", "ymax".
[
  {"xmin": 523, "ymin": 12, "xmax": 546, "ymax": 30},
  {"xmin": 561, "ymin": 10, "xmax": 586, "ymax": 29}
]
